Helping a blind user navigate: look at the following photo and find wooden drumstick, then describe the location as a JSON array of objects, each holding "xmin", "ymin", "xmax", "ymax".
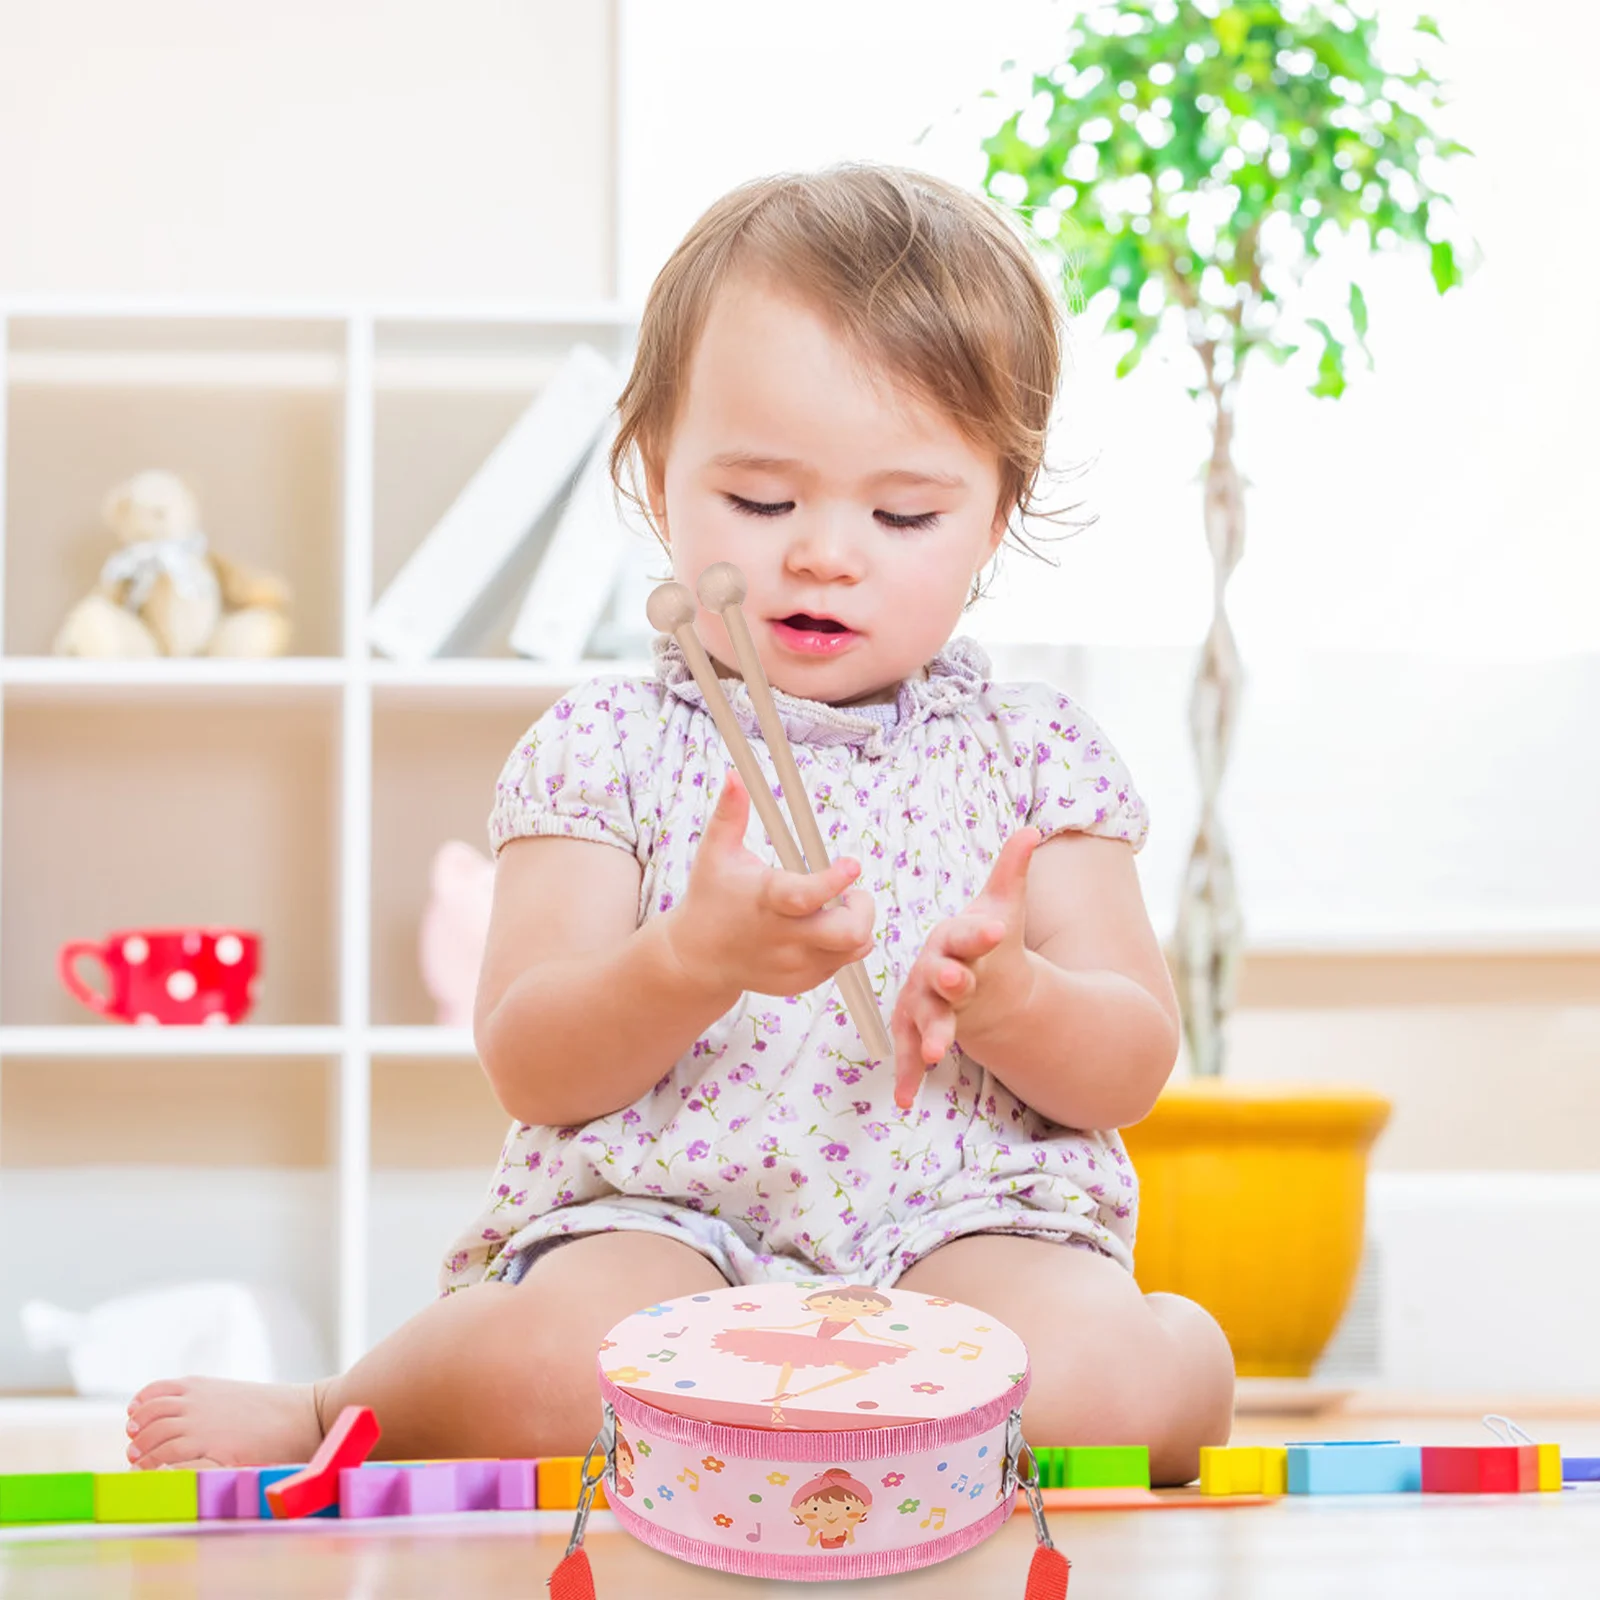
[
  {"xmin": 695, "ymin": 563, "xmax": 893, "ymax": 1065},
  {"xmin": 645, "ymin": 581, "xmax": 887, "ymax": 1062}
]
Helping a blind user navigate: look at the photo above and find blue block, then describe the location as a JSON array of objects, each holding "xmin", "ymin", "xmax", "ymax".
[
  {"xmin": 258, "ymin": 1467, "xmax": 339, "ymax": 1519},
  {"xmin": 1286, "ymin": 1441, "xmax": 1422, "ymax": 1495},
  {"xmin": 1563, "ymin": 1456, "xmax": 1600, "ymax": 1483}
]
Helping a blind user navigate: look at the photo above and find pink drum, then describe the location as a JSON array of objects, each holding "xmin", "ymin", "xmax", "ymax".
[{"xmin": 550, "ymin": 1279, "xmax": 1066, "ymax": 1590}]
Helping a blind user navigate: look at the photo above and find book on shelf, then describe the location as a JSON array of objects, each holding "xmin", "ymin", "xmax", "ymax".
[
  {"xmin": 365, "ymin": 343, "xmax": 622, "ymax": 662},
  {"xmin": 508, "ymin": 416, "xmax": 630, "ymax": 667}
]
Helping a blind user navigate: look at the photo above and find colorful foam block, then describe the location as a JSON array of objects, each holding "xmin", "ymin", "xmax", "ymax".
[
  {"xmin": 338, "ymin": 1459, "xmax": 547, "ymax": 1517},
  {"xmin": 1421, "ymin": 1444, "xmax": 1539, "ymax": 1494},
  {"xmin": 1537, "ymin": 1444, "xmax": 1562, "ymax": 1492},
  {"xmin": 258, "ymin": 1467, "xmax": 338, "ymax": 1519},
  {"xmin": 197, "ymin": 1469, "xmax": 244, "ymax": 1520},
  {"xmin": 1199, "ymin": 1446, "xmax": 1287, "ymax": 1496},
  {"xmin": 536, "ymin": 1457, "xmax": 610, "ymax": 1511},
  {"xmin": 265, "ymin": 1405, "xmax": 380, "ymax": 1519},
  {"xmin": 1563, "ymin": 1456, "xmax": 1600, "ymax": 1483},
  {"xmin": 0, "ymin": 1472, "xmax": 96, "ymax": 1524},
  {"xmin": 94, "ymin": 1471, "xmax": 199, "ymax": 1522},
  {"xmin": 1287, "ymin": 1442, "xmax": 1421, "ymax": 1495},
  {"xmin": 498, "ymin": 1459, "xmax": 538, "ymax": 1510},
  {"xmin": 1059, "ymin": 1446, "xmax": 1151, "ymax": 1490}
]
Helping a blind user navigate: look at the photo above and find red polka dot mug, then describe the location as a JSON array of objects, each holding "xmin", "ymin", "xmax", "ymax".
[{"xmin": 57, "ymin": 926, "xmax": 261, "ymax": 1025}]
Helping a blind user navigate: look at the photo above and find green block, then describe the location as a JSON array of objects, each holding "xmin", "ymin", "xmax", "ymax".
[
  {"xmin": 95, "ymin": 1471, "xmax": 199, "ymax": 1523},
  {"xmin": 0, "ymin": 1472, "xmax": 96, "ymax": 1524},
  {"xmin": 1035, "ymin": 1446, "xmax": 1064, "ymax": 1489},
  {"xmin": 1059, "ymin": 1446, "xmax": 1150, "ymax": 1489}
]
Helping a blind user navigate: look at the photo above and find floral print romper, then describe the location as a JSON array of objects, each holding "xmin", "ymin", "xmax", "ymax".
[{"xmin": 439, "ymin": 633, "xmax": 1149, "ymax": 1295}]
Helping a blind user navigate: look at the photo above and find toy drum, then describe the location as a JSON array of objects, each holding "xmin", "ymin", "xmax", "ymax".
[{"xmin": 549, "ymin": 1280, "xmax": 1069, "ymax": 1592}]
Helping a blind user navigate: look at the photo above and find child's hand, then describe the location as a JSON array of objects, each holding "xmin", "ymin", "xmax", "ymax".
[
  {"xmin": 890, "ymin": 827, "xmax": 1041, "ymax": 1109},
  {"xmin": 664, "ymin": 768, "xmax": 876, "ymax": 1000}
]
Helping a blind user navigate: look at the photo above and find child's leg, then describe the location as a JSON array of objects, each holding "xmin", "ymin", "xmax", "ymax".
[
  {"xmin": 894, "ymin": 1233, "xmax": 1233, "ymax": 1486},
  {"xmin": 125, "ymin": 1231, "xmax": 727, "ymax": 1469}
]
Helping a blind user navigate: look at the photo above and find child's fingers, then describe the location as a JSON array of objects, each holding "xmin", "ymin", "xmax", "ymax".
[
  {"xmin": 765, "ymin": 855, "xmax": 861, "ymax": 917},
  {"xmin": 703, "ymin": 768, "xmax": 750, "ymax": 847},
  {"xmin": 891, "ymin": 1006, "xmax": 925, "ymax": 1109},
  {"xmin": 936, "ymin": 915, "xmax": 1008, "ymax": 963}
]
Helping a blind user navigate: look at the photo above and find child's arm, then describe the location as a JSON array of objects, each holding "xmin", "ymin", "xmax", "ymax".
[
  {"xmin": 474, "ymin": 835, "xmax": 741, "ymax": 1127},
  {"xmin": 897, "ymin": 830, "xmax": 1178, "ymax": 1129}
]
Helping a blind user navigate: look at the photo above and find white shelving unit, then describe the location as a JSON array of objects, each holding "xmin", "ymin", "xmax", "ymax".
[{"xmin": 0, "ymin": 298, "xmax": 642, "ymax": 1378}]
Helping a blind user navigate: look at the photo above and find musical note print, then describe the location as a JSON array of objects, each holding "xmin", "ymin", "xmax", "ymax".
[
  {"xmin": 952, "ymin": 1474, "xmax": 969, "ymax": 1493},
  {"xmin": 646, "ymin": 1348, "xmax": 678, "ymax": 1362},
  {"xmin": 676, "ymin": 1467, "xmax": 700, "ymax": 1491},
  {"xmin": 745, "ymin": 1521, "xmax": 762, "ymax": 1544},
  {"xmin": 663, "ymin": 1326, "xmax": 689, "ymax": 1339},
  {"xmin": 938, "ymin": 1341, "xmax": 984, "ymax": 1361},
  {"xmin": 919, "ymin": 1506, "xmax": 946, "ymax": 1530}
]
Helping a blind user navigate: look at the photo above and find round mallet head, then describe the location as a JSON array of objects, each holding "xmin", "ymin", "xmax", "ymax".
[
  {"xmin": 696, "ymin": 562, "xmax": 748, "ymax": 611},
  {"xmin": 646, "ymin": 581, "xmax": 698, "ymax": 636}
]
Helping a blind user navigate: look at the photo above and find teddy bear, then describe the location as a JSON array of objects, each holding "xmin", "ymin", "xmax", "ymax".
[{"xmin": 52, "ymin": 469, "xmax": 294, "ymax": 658}]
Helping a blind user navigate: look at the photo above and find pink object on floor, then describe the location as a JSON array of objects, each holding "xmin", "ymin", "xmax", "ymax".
[
  {"xmin": 197, "ymin": 1470, "xmax": 244, "ymax": 1519},
  {"xmin": 418, "ymin": 841, "xmax": 494, "ymax": 1028},
  {"xmin": 498, "ymin": 1459, "xmax": 538, "ymax": 1510},
  {"xmin": 233, "ymin": 1470, "xmax": 263, "ymax": 1519},
  {"xmin": 338, "ymin": 1459, "xmax": 543, "ymax": 1517},
  {"xmin": 340, "ymin": 1466, "xmax": 408, "ymax": 1519},
  {"xmin": 265, "ymin": 1405, "xmax": 381, "ymax": 1519}
]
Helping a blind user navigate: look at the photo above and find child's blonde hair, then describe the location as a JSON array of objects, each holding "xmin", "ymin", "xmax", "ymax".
[{"xmin": 610, "ymin": 163, "xmax": 1071, "ymax": 593}]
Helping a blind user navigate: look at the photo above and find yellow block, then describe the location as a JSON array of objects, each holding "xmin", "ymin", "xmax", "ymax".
[
  {"xmin": 1197, "ymin": 1446, "xmax": 1286, "ymax": 1496},
  {"xmin": 1537, "ymin": 1443, "xmax": 1562, "ymax": 1493},
  {"xmin": 94, "ymin": 1472, "xmax": 198, "ymax": 1523}
]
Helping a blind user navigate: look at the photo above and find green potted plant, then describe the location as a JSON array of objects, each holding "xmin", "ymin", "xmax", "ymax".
[{"xmin": 980, "ymin": 0, "xmax": 1470, "ymax": 1375}]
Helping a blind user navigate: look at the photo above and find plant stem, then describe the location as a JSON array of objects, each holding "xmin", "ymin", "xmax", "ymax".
[{"xmin": 1173, "ymin": 349, "xmax": 1246, "ymax": 1078}]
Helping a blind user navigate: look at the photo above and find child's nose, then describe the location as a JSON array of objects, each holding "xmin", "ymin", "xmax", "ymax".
[{"xmin": 784, "ymin": 508, "xmax": 863, "ymax": 581}]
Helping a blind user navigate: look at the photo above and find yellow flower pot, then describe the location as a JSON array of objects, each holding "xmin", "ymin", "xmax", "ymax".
[{"xmin": 1120, "ymin": 1081, "xmax": 1392, "ymax": 1378}]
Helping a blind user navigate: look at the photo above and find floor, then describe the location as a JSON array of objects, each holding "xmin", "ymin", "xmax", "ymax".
[{"xmin": 3, "ymin": 1392, "xmax": 1599, "ymax": 1599}]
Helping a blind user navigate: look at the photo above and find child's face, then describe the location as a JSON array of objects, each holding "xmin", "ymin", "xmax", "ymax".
[{"xmin": 649, "ymin": 274, "xmax": 1008, "ymax": 707}]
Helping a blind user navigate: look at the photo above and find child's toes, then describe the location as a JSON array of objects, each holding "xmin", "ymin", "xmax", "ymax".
[
  {"xmin": 129, "ymin": 1378, "xmax": 190, "ymax": 1409},
  {"xmin": 126, "ymin": 1418, "xmax": 197, "ymax": 1467},
  {"xmin": 127, "ymin": 1397, "xmax": 188, "ymax": 1437}
]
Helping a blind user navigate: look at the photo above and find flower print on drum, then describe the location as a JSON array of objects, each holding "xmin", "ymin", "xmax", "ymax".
[
  {"xmin": 710, "ymin": 1286, "xmax": 913, "ymax": 1426},
  {"xmin": 790, "ymin": 1467, "xmax": 872, "ymax": 1550}
]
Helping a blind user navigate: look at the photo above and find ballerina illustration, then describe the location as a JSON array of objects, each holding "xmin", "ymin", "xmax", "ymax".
[{"xmin": 710, "ymin": 1286, "xmax": 915, "ymax": 1425}]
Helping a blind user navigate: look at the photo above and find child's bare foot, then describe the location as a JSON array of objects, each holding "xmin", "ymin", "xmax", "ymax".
[{"xmin": 125, "ymin": 1377, "xmax": 326, "ymax": 1470}]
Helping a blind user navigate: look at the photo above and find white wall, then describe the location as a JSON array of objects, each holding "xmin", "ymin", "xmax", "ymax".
[{"xmin": 0, "ymin": 0, "xmax": 616, "ymax": 300}]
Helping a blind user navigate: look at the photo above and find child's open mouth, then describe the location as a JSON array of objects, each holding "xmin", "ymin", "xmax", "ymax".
[{"xmin": 771, "ymin": 614, "xmax": 859, "ymax": 655}]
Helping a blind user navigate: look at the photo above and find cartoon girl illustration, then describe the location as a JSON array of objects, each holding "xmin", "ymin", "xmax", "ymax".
[
  {"xmin": 711, "ymin": 1286, "xmax": 913, "ymax": 1424},
  {"xmin": 790, "ymin": 1467, "xmax": 872, "ymax": 1550},
  {"xmin": 611, "ymin": 1430, "xmax": 635, "ymax": 1498}
]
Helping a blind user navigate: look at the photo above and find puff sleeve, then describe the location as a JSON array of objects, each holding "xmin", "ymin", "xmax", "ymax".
[
  {"xmin": 487, "ymin": 678, "xmax": 640, "ymax": 858},
  {"xmin": 1002, "ymin": 683, "xmax": 1150, "ymax": 852}
]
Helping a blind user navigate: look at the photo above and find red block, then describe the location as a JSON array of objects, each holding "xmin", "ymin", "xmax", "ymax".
[
  {"xmin": 265, "ymin": 1406, "xmax": 382, "ymax": 1519},
  {"xmin": 1421, "ymin": 1445, "xmax": 1538, "ymax": 1494}
]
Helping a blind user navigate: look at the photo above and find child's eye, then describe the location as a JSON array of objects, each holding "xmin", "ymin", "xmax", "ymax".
[
  {"xmin": 726, "ymin": 494, "xmax": 793, "ymax": 518},
  {"xmin": 726, "ymin": 494, "xmax": 939, "ymax": 532}
]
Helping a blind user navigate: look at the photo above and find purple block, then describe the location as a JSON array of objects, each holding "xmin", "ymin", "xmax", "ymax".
[
  {"xmin": 400, "ymin": 1464, "xmax": 460, "ymax": 1515},
  {"xmin": 198, "ymin": 1470, "xmax": 244, "ymax": 1520},
  {"xmin": 340, "ymin": 1466, "xmax": 409, "ymax": 1519},
  {"xmin": 497, "ymin": 1460, "xmax": 537, "ymax": 1510},
  {"xmin": 233, "ymin": 1470, "xmax": 263, "ymax": 1520},
  {"xmin": 454, "ymin": 1461, "xmax": 501, "ymax": 1511}
]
